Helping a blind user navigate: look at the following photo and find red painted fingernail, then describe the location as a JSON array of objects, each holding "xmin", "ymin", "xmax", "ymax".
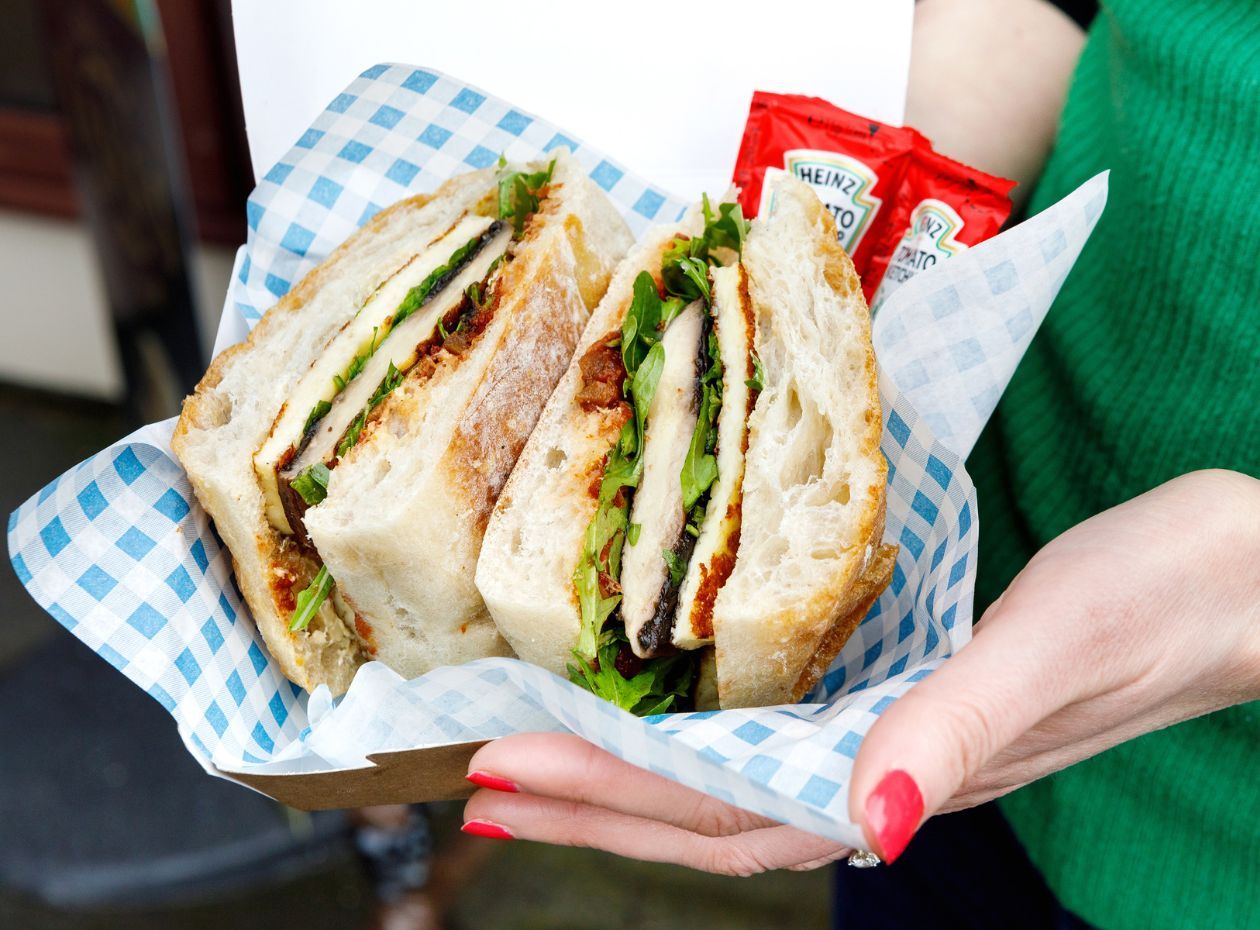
[
  {"xmin": 466, "ymin": 770, "xmax": 520, "ymax": 793},
  {"xmin": 461, "ymin": 818, "xmax": 514, "ymax": 840},
  {"xmin": 864, "ymin": 770, "xmax": 924, "ymax": 864}
]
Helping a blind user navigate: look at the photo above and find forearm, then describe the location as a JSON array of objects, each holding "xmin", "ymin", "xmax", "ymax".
[
  {"xmin": 906, "ymin": 0, "xmax": 1086, "ymax": 207},
  {"xmin": 1222, "ymin": 470, "xmax": 1260, "ymax": 703}
]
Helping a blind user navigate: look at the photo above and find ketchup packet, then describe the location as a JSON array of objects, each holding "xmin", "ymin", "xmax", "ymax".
[
  {"xmin": 868, "ymin": 145, "xmax": 1016, "ymax": 313},
  {"xmin": 733, "ymin": 91, "xmax": 917, "ymax": 279},
  {"xmin": 732, "ymin": 91, "xmax": 1015, "ymax": 306}
]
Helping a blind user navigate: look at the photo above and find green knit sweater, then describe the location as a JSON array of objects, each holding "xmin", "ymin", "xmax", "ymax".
[{"xmin": 965, "ymin": 3, "xmax": 1260, "ymax": 928}]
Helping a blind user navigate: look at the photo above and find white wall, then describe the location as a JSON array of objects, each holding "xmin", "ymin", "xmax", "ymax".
[{"xmin": 0, "ymin": 209, "xmax": 236, "ymax": 401}]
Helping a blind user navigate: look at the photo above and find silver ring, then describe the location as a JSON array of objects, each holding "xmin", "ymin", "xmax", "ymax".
[{"xmin": 847, "ymin": 849, "xmax": 882, "ymax": 868}]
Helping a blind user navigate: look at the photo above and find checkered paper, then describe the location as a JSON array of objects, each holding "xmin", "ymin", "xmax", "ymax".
[{"xmin": 7, "ymin": 65, "xmax": 1106, "ymax": 849}]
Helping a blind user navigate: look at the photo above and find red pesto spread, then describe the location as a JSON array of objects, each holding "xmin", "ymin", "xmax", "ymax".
[
  {"xmin": 575, "ymin": 333, "xmax": 628, "ymax": 411},
  {"xmin": 353, "ymin": 615, "xmax": 378, "ymax": 655},
  {"xmin": 272, "ymin": 573, "xmax": 297, "ymax": 613}
]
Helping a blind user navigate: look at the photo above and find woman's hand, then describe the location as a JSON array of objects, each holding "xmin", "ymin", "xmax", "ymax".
[
  {"xmin": 849, "ymin": 469, "xmax": 1260, "ymax": 861},
  {"xmin": 461, "ymin": 732, "xmax": 850, "ymax": 875},
  {"xmin": 461, "ymin": 470, "xmax": 1260, "ymax": 871}
]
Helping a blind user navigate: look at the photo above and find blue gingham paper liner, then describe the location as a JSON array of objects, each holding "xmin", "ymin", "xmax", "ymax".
[
  {"xmin": 872, "ymin": 172, "xmax": 1109, "ymax": 460},
  {"xmin": 6, "ymin": 65, "xmax": 1106, "ymax": 848}
]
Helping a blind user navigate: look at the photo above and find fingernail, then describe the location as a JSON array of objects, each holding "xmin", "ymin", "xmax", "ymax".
[
  {"xmin": 864, "ymin": 770, "xmax": 923, "ymax": 864},
  {"xmin": 466, "ymin": 770, "xmax": 520, "ymax": 793},
  {"xmin": 461, "ymin": 818, "xmax": 515, "ymax": 840}
]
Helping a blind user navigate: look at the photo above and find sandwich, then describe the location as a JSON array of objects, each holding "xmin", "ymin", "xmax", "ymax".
[
  {"xmin": 173, "ymin": 152, "xmax": 633, "ymax": 694},
  {"xmin": 476, "ymin": 173, "xmax": 897, "ymax": 712}
]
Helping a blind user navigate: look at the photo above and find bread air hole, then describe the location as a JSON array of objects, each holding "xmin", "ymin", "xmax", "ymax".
[
  {"xmin": 544, "ymin": 447, "xmax": 567, "ymax": 470},
  {"xmin": 784, "ymin": 385, "xmax": 803, "ymax": 430},
  {"xmin": 204, "ymin": 390, "xmax": 232, "ymax": 427},
  {"xmin": 763, "ymin": 536, "xmax": 789, "ymax": 566},
  {"xmin": 365, "ymin": 457, "xmax": 391, "ymax": 487},
  {"xmin": 782, "ymin": 406, "xmax": 832, "ymax": 492}
]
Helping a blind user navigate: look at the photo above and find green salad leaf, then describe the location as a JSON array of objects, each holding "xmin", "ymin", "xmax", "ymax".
[
  {"xmin": 338, "ymin": 412, "xmax": 366, "ymax": 460},
  {"xmin": 681, "ymin": 326, "xmax": 723, "ymax": 512},
  {"xmin": 290, "ymin": 462, "xmax": 330, "ymax": 506},
  {"xmin": 746, "ymin": 352, "xmax": 766, "ymax": 391},
  {"xmin": 661, "ymin": 236, "xmax": 710, "ymax": 303},
  {"xmin": 568, "ymin": 627, "xmax": 696, "ymax": 716},
  {"xmin": 663, "ymin": 548, "xmax": 687, "ymax": 587},
  {"xmin": 573, "ymin": 559, "xmax": 622, "ymax": 660},
  {"xmin": 701, "ymin": 193, "xmax": 750, "ymax": 254},
  {"xmin": 337, "ymin": 362, "xmax": 404, "ymax": 458},
  {"xmin": 621, "ymin": 271, "xmax": 683, "ymax": 376},
  {"xmin": 568, "ymin": 200, "xmax": 749, "ymax": 716},
  {"xmin": 288, "ymin": 565, "xmax": 334, "ymax": 631},
  {"xmin": 598, "ymin": 420, "xmax": 641, "ymax": 494},
  {"xmin": 631, "ymin": 342, "xmax": 664, "ymax": 457},
  {"xmin": 302, "ymin": 399, "xmax": 332, "ymax": 436},
  {"xmin": 571, "ymin": 273, "xmax": 666, "ymax": 661},
  {"xmin": 394, "ymin": 233, "xmax": 485, "ymax": 329},
  {"xmin": 677, "ymin": 256, "xmax": 712, "ymax": 305},
  {"xmin": 659, "ymin": 197, "xmax": 749, "ymax": 304},
  {"xmin": 498, "ymin": 160, "xmax": 556, "ymax": 236},
  {"xmin": 680, "ymin": 379, "xmax": 721, "ymax": 510}
]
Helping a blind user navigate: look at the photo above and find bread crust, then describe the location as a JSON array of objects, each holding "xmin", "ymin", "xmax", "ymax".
[
  {"xmin": 174, "ymin": 180, "xmax": 479, "ymax": 693},
  {"xmin": 791, "ymin": 543, "xmax": 898, "ymax": 701},
  {"xmin": 308, "ymin": 160, "xmax": 634, "ymax": 680},
  {"xmin": 480, "ymin": 178, "xmax": 894, "ymax": 709},
  {"xmin": 475, "ymin": 217, "xmax": 704, "ymax": 674},
  {"xmin": 710, "ymin": 175, "xmax": 891, "ymax": 708},
  {"xmin": 174, "ymin": 155, "xmax": 632, "ymax": 693}
]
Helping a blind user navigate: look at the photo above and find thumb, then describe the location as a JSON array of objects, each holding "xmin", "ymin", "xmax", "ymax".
[{"xmin": 847, "ymin": 599, "xmax": 1069, "ymax": 863}]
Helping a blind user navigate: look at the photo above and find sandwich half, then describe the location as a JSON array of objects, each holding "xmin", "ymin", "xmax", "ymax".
[
  {"xmin": 476, "ymin": 173, "xmax": 896, "ymax": 711},
  {"xmin": 174, "ymin": 152, "xmax": 633, "ymax": 694}
]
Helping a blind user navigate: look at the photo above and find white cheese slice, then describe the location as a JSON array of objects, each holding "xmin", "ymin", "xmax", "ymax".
[
  {"xmin": 282, "ymin": 220, "xmax": 512, "ymax": 492},
  {"xmin": 673, "ymin": 263, "xmax": 756, "ymax": 649},
  {"xmin": 253, "ymin": 214, "xmax": 495, "ymax": 533},
  {"xmin": 620, "ymin": 301, "xmax": 704, "ymax": 658}
]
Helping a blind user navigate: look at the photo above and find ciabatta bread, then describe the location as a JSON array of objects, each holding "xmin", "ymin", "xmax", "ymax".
[
  {"xmin": 475, "ymin": 213, "xmax": 706, "ymax": 675},
  {"xmin": 174, "ymin": 152, "xmax": 632, "ymax": 693},
  {"xmin": 476, "ymin": 174, "xmax": 893, "ymax": 708},
  {"xmin": 715, "ymin": 175, "xmax": 894, "ymax": 706}
]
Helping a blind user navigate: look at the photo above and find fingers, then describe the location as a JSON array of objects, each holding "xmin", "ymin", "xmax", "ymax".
[
  {"xmin": 463, "ymin": 733, "xmax": 848, "ymax": 874},
  {"xmin": 463, "ymin": 787, "xmax": 846, "ymax": 876},
  {"xmin": 786, "ymin": 849, "xmax": 854, "ymax": 871},
  {"xmin": 848, "ymin": 588, "xmax": 1078, "ymax": 861},
  {"xmin": 468, "ymin": 732, "xmax": 778, "ymax": 836}
]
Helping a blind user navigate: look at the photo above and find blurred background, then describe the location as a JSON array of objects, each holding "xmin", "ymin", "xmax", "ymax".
[{"xmin": 0, "ymin": 1, "xmax": 828, "ymax": 926}]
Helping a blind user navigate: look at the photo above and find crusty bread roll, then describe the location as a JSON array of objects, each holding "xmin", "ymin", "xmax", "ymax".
[
  {"xmin": 174, "ymin": 152, "xmax": 633, "ymax": 694},
  {"xmin": 475, "ymin": 215, "xmax": 706, "ymax": 676},
  {"xmin": 476, "ymin": 174, "xmax": 894, "ymax": 709},
  {"xmin": 715, "ymin": 177, "xmax": 894, "ymax": 707}
]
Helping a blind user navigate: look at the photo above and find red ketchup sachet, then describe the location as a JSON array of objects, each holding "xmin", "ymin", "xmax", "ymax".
[
  {"xmin": 732, "ymin": 91, "xmax": 1015, "ymax": 312},
  {"xmin": 733, "ymin": 91, "xmax": 917, "ymax": 281},
  {"xmin": 867, "ymin": 145, "xmax": 1016, "ymax": 314}
]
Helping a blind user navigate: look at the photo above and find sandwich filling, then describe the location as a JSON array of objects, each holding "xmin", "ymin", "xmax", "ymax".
[
  {"xmin": 253, "ymin": 214, "xmax": 501, "ymax": 535},
  {"xmin": 619, "ymin": 301, "xmax": 704, "ymax": 654},
  {"xmin": 672, "ymin": 263, "xmax": 760, "ymax": 649},
  {"xmin": 569, "ymin": 198, "xmax": 759, "ymax": 714},
  {"xmin": 277, "ymin": 220, "xmax": 512, "ymax": 536},
  {"xmin": 258, "ymin": 160, "xmax": 556, "ymax": 635}
]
